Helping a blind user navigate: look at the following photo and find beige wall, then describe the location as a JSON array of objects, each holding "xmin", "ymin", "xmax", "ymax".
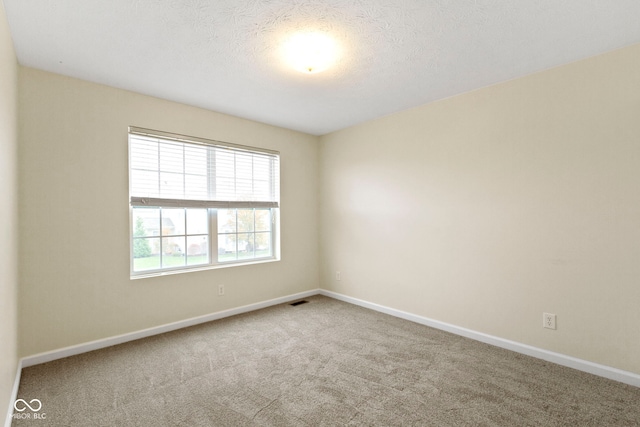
[
  {"xmin": 18, "ymin": 68, "xmax": 319, "ymax": 357},
  {"xmin": 0, "ymin": 0, "xmax": 18, "ymax": 416},
  {"xmin": 319, "ymin": 44, "xmax": 640, "ymax": 374}
]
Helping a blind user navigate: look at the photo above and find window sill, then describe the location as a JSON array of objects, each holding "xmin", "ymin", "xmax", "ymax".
[{"xmin": 130, "ymin": 257, "xmax": 280, "ymax": 280}]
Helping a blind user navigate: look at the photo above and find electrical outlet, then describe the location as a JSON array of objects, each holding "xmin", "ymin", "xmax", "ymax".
[
  {"xmin": 543, "ymin": 312, "xmax": 556, "ymax": 330},
  {"xmin": 336, "ymin": 271, "xmax": 341, "ymax": 281},
  {"xmin": 218, "ymin": 284, "xmax": 225, "ymax": 296}
]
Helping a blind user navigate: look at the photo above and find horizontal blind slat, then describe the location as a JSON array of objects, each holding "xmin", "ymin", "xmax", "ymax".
[{"xmin": 131, "ymin": 197, "xmax": 279, "ymax": 209}]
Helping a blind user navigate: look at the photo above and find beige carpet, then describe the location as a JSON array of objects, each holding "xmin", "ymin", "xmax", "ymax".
[{"xmin": 13, "ymin": 295, "xmax": 640, "ymax": 426}]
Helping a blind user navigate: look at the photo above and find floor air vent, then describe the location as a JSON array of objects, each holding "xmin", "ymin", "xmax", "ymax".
[{"xmin": 290, "ymin": 300, "xmax": 308, "ymax": 306}]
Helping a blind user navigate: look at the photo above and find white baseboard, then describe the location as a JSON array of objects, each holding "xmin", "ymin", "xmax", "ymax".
[
  {"xmin": 5, "ymin": 359, "xmax": 22, "ymax": 427},
  {"xmin": 21, "ymin": 289, "xmax": 319, "ymax": 368},
  {"xmin": 320, "ymin": 289, "xmax": 640, "ymax": 388}
]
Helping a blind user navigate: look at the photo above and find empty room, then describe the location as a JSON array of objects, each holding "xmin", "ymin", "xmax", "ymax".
[{"xmin": 1, "ymin": 1, "xmax": 639, "ymax": 426}]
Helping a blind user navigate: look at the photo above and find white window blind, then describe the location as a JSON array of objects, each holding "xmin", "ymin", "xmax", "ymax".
[{"xmin": 129, "ymin": 127, "xmax": 280, "ymax": 209}]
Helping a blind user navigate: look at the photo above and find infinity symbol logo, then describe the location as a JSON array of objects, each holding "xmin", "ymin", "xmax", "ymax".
[{"xmin": 14, "ymin": 399, "xmax": 42, "ymax": 412}]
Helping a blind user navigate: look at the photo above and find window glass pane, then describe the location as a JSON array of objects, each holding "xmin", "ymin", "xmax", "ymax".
[
  {"xmin": 235, "ymin": 179, "xmax": 253, "ymax": 200},
  {"xmin": 159, "ymin": 142, "xmax": 184, "ymax": 173},
  {"xmin": 255, "ymin": 232, "xmax": 272, "ymax": 257},
  {"xmin": 186, "ymin": 209, "xmax": 208, "ymax": 235},
  {"xmin": 236, "ymin": 154, "xmax": 253, "ymax": 180},
  {"xmin": 131, "ymin": 169, "xmax": 159, "ymax": 197},
  {"xmin": 237, "ymin": 209, "xmax": 254, "ymax": 232},
  {"xmin": 255, "ymin": 209, "xmax": 270, "ymax": 232},
  {"xmin": 215, "ymin": 177, "xmax": 235, "ymax": 200},
  {"xmin": 162, "ymin": 209, "xmax": 185, "ymax": 235},
  {"xmin": 130, "ymin": 139, "xmax": 158, "ymax": 171},
  {"xmin": 218, "ymin": 209, "xmax": 236, "ymax": 233},
  {"xmin": 215, "ymin": 150, "xmax": 235, "ymax": 178},
  {"xmin": 133, "ymin": 208, "xmax": 160, "ymax": 237},
  {"xmin": 184, "ymin": 145, "xmax": 208, "ymax": 175},
  {"xmin": 218, "ymin": 234, "xmax": 237, "ymax": 262},
  {"xmin": 133, "ymin": 237, "xmax": 160, "ymax": 271},
  {"xmin": 237, "ymin": 233, "xmax": 254, "ymax": 259},
  {"xmin": 253, "ymin": 156, "xmax": 270, "ymax": 181},
  {"xmin": 184, "ymin": 174, "xmax": 208, "ymax": 200},
  {"xmin": 159, "ymin": 172, "xmax": 184, "ymax": 199},
  {"xmin": 253, "ymin": 180, "xmax": 270, "ymax": 200},
  {"xmin": 187, "ymin": 235, "xmax": 209, "ymax": 265},
  {"xmin": 162, "ymin": 236, "xmax": 185, "ymax": 267}
]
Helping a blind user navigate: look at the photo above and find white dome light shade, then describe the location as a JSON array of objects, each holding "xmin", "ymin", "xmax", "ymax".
[{"xmin": 282, "ymin": 32, "xmax": 339, "ymax": 74}]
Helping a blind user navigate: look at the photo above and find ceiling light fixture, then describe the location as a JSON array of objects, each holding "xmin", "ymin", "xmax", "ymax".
[{"xmin": 282, "ymin": 31, "xmax": 339, "ymax": 74}]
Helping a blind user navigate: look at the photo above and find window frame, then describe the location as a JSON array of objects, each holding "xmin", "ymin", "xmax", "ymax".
[{"xmin": 128, "ymin": 127, "xmax": 280, "ymax": 278}]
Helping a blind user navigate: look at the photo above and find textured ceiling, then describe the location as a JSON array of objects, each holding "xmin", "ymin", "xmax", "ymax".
[{"xmin": 4, "ymin": 0, "xmax": 640, "ymax": 135}]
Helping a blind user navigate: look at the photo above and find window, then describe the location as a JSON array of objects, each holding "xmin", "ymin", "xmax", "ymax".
[{"xmin": 128, "ymin": 127, "xmax": 279, "ymax": 276}]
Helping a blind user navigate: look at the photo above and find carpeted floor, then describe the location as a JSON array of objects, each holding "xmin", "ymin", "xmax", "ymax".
[{"xmin": 13, "ymin": 295, "xmax": 640, "ymax": 426}]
